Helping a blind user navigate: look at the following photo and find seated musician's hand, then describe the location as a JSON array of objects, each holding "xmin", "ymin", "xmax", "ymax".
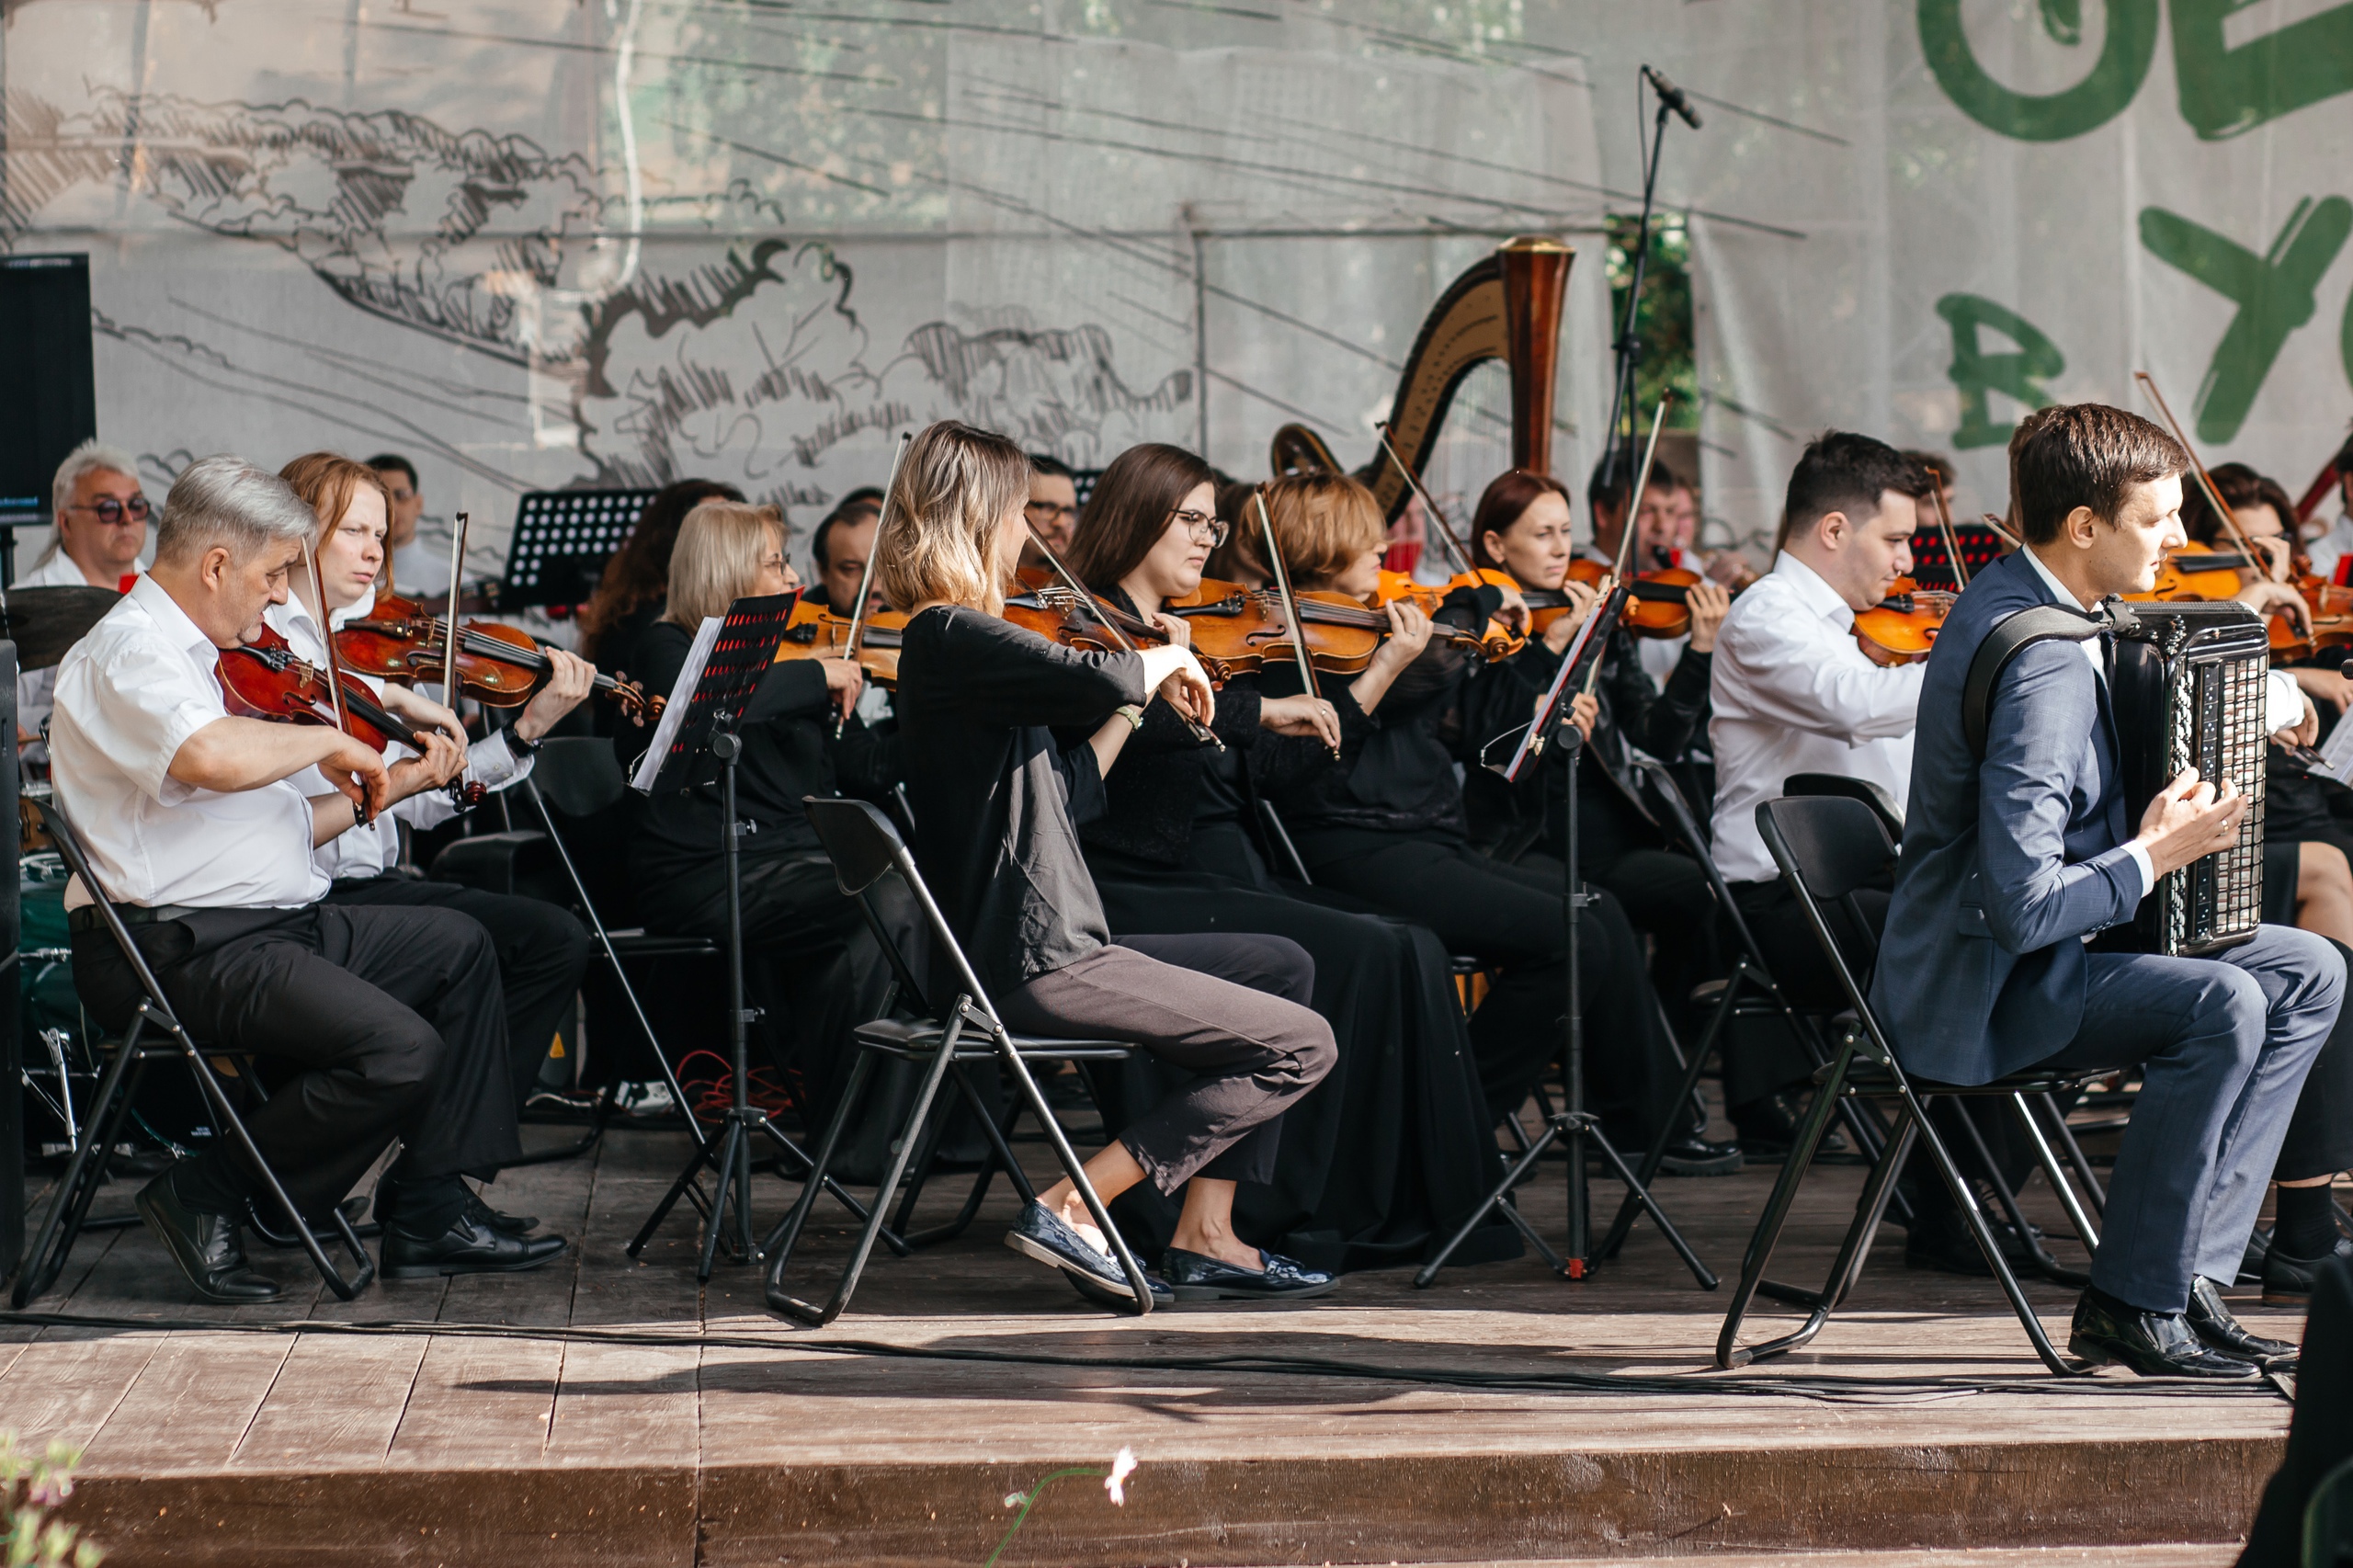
[
  {"xmin": 1568, "ymin": 691, "xmax": 1599, "ymax": 742},
  {"xmin": 2134, "ymin": 767, "xmax": 2249, "ymax": 879},
  {"xmin": 1145, "ymin": 609, "xmax": 1192, "ymax": 649},
  {"xmin": 816, "ymin": 657, "xmax": 865, "ymax": 721},
  {"xmin": 1493, "ymin": 583, "xmax": 1531, "ymax": 635},
  {"xmin": 2291, "ymin": 665, "xmax": 2353, "ymax": 715},
  {"xmin": 2275, "ymin": 693, "xmax": 2322, "ymax": 751},
  {"xmin": 1371, "ymin": 598, "xmax": 1435, "ymax": 673},
  {"xmin": 515, "ymin": 648, "xmax": 597, "ymax": 741},
  {"xmin": 1156, "ymin": 652, "xmax": 1216, "ymax": 727},
  {"xmin": 385, "ymin": 730, "xmax": 468, "ymax": 803},
  {"xmin": 1541, "ymin": 581, "xmax": 1598, "ymax": 655},
  {"xmin": 381, "ymin": 684, "xmax": 467, "ymax": 746},
  {"xmin": 1260, "ymin": 693, "xmax": 1340, "ymax": 750},
  {"xmin": 2235, "ymin": 578, "xmax": 2312, "ymax": 634},
  {"xmin": 319, "ymin": 733, "xmax": 392, "ymax": 818},
  {"xmin": 1685, "ymin": 582, "xmax": 1733, "ymax": 653}
]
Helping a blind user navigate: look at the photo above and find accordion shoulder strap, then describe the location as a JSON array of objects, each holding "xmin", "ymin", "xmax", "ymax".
[{"xmin": 1962, "ymin": 602, "xmax": 2124, "ymax": 761}]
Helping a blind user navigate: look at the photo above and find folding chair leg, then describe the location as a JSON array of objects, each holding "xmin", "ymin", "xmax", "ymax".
[
  {"xmin": 12, "ymin": 1024, "xmax": 150, "ymax": 1307},
  {"xmin": 1715, "ymin": 1038, "xmax": 1859, "ymax": 1369},
  {"xmin": 888, "ymin": 1071, "xmax": 962, "ymax": 1236},
  {"xmin": 1946, "ymin": 1096, "xmax": 2087, "ymax": 1289},
  {"xmin": 181, "ymin": 1039, "xmax": 376, "ymax": 1301},
  {"xmin": 2008, "ymin": 1092, "xmax": 2102, "ymax": 1257},
  {"xmin": 1600, "ymin": 959, "xmax": 1745, "ymax": 1259},
  {"xmin": 768, "ymin": 1017, "xmax": 967, "ymax": 1326},
  {"xmin": 1901, "ymin": 1085, "xmax": 2090, "ymax": 1377},
  {"xmin": 759, "ymin": 1051, "xmax": 875, "ymax": 1277},
  {"xmin": 991, "ymin": 1027, "xmax": 1154, "ymax": 1312},
  {"xmin": 2031, "ymin": 1091, "xmax": 2107, "ymax": 1218},
  {"xmin": 902, "ymin": 1062, "xmax": 1035, "ymax": 1251}
]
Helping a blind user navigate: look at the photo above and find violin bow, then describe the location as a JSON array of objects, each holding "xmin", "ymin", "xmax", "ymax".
[
  {"xmin": 836, "ymin": 432, "xmax": 911, "ymax": 738},
  {"xmin": 440, "ymin": 510, "xmax": 473, "ymax": 798},
  {"xmin": 1030, "ymin": 530, "xmax": 1223, "ymax": 753},
  {"xmin": 1981, "ymin": 511, "xmax": 2024, "ymax": 551},
  {"xmin": 301, "ymin": 537, "xmax": 352, "ymax": 736},
  {"xmin": 2135, "ymin": 371, "xmax": 2272, "ymax": 580},
  {"xmin": 1372, "ymin": 422, "xmax": 1476, "ymax": 577},
  {"xmin": 1252, "ymin": 488, "xmax": 1338, "ymax": 760},
  {"xmin": 1929, "ymin": 483, "xmax": 1970, "ymax": 589},
  {"xmin": 1576, "ymin": 395, "xmax": 1673, "ymax": 705}
]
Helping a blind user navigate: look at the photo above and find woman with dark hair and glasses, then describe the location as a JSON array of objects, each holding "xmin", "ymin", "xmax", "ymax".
[{"xmin": 1059, "ymin": 443, "xmax": 1520, "ymax": 1272}]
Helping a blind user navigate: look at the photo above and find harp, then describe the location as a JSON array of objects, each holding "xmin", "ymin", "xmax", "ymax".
[{"xmin": 1267, "ymin": 234, "xmax": 1573, "ymax": 518}]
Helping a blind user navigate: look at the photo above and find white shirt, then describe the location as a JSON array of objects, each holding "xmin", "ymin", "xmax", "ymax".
[
  {"xmin": 1708, "ymin": 551, "xmax": 1925, "ymax": 884},
  {"xmin": 2304, "ymin": 513, "xmax": 2353, "ymax": 582},
  {"xmin": 1579, "ymin": 541, "xmax": 1695, "ymax": 690},
  {"xmin": 15, "ymin": 548, "xmax": 112, "ymax": 764},
  {"xmin": 2018, "ymin": 547, "xmax": 2155, "ymax": 903},
  {"xmin": 50, "ymin": 575, "xmax": 328, "ymax": 909},
  {"xmin": 266, "ymin": 596, "xmax": 533, "ymax": 881}
]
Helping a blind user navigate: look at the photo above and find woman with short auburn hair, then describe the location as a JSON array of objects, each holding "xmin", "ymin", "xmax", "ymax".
[{"xmin": 888, "ymin": 421, "xmax": 1341, "ymax": 1305}]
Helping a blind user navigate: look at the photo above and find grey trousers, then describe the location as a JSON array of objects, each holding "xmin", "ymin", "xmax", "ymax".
[
  {"xmin": 2036, "ymin": 923, "xmax": 2343, "ymax": 1312},
  {"xmin": 996, "ymin": 936, "xmax": 1337, "ymax": 1194}
]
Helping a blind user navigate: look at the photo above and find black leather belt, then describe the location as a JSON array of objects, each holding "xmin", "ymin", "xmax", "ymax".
[{"xmin": 67, "ymin": 903, "xmax": 199, "ymax": 934}]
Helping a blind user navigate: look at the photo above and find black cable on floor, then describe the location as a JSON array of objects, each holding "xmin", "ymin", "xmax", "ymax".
[{"xmin": 0, "ymin": 1309, "xmax": 2293, "ymax": 1406}]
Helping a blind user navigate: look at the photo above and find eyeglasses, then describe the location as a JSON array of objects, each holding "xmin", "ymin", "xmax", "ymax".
[
  {"xmin": 66, "ymin": 496, "xmax": 151, "ymax": 526},
  {"xmin": 1170, "ymin": 508, "xmax": 1229, "ymax": 548},
  {"xmin": 1025, "ymin": 499, "xmax": 1078, "ymax": 523}
]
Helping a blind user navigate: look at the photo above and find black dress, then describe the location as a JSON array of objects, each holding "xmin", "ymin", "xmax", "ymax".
[
  {"xmin": 1070, "ymin": 589, "xmax": 1519, "ymax": 1273},
  {"xmin": 1263, "ymin": 585, "xmax": 1689, "ymax": 1148}
]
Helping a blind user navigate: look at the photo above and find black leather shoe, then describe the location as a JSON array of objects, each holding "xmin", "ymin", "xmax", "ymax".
[
  {"xmin": 2240, "ymin": 1224, "xmax": 2271, "ymax": 1286},
  {"xmin": 245, "ymin": 1195, "xmax": 375, "ymax": 1250},
  {"xmin": 371, "ymin": 1171, "xmax": 536, "ymax": 1237},
  {"xmin": 1065, "ymin": 1267, "xmax": 1176, "ymax": 1309},
  {"xmin": 1730, "ymin": 1092, "xmax": 1850, "ymax": 1164},
  {"xmin": 2067, "ymin": 1287, "xmax": 2261, "ymax": 1379},
  {"xmin": 1656, "ymin": 1135, "xmax": 1744, "ymax": 1177},
  {"xmin": 2262, "ymin": 1232, "xmax": 2353, "ymax": 1307},
  {"xmin": 1005, "ymin": 1199, "xmax": 1147, "ymax": 1301},
  {"xmin": 1904, "ymin": 1210, "xmax": 2041, "ymax": 1278},
  {"xmin": 2186, "ymin": 1278, "xmax": 2298, "ymax": 1370},
  {"xmin": 380, "ymin": 1210, "xmax": 568, "ymax": 1278},
  {"xmin": 1162, "ymin": 1245, "xmax": 1337, "ymax": 1301},
  {"xmin": 137, "ymin": 1172, "xmax": 282, "ymax": 1304}
]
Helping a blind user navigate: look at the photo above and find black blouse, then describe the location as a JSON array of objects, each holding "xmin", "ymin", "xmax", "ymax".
[
  {"xmin": 614, "ymin": 619, "xmax": 899, "ymax": 871},
  {"xmin": 894, "ymin": 606, "xmax": 1147, "ymax": 994}
]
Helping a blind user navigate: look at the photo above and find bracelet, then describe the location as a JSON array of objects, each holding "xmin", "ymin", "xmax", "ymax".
[{"xmin": 1114, "ymin": 705, "xmax": 1146, "ymax": 733}]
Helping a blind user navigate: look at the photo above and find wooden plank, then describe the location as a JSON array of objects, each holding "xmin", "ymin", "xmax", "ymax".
[
  {"xmin": 231, "ymin": 1333, "xmax": 426, "ymax": 1471},
  {"xmin": 81, "ymin": 1333, "xmax": 293, "ymax": 1475},
  {"xmin": 0, "ymin": 1335, "xmax": 163, "ymax": 1452},
  {"xmin": 386, "ymin": 1334, "xmax": 565, "ymax": 1468},
  {"xmin": 543, "ymin": 1340, "xmax": 700, "ymax": 1469}
]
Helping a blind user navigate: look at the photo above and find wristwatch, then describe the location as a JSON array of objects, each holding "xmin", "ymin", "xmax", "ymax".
[
  {"xmin": 1115, "ymin": 705, "xmax": 1146, "ymax": 733},
  {"xmin": 506, "ymin": 727, "xmax": 542, "ymax": 756}
]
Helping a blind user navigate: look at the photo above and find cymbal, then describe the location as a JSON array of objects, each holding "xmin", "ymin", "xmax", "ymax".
[{"xmin": 2, "ymin": 585, "xmax": 124, "ymax": 671}]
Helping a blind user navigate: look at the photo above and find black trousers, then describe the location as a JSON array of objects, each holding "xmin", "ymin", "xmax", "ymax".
[
  {"xmin": 324, "ymin": 876, "xmax": 591, "ymax": 1108},
  {"xmin": 997, "ymin": 935, "xmax": 1336, "ymax": 1193},
  {"xmin": 1299, "ymin": 835, "xmax": 1680, "ymax": 1146},
  {"xmin": 70, "ymin": 903, "xmax": 520, "ymax": 1218}
]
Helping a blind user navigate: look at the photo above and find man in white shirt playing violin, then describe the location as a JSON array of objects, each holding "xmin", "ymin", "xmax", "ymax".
[{"xmin": 52, "ymin": 456, "xmax": 566, "ymax": 1304}]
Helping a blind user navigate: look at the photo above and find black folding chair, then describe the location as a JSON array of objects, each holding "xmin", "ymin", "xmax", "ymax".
[
  {"xmin": 763, "ymin": 798, "xmax": 1151, "ymax": 1325},
  {"xmin": 1714, "ymin": 795, "xmax": 2105, "ymax": 1377},
  {"xmin": 12, "ymin": 800, "xmax": 375, "ymax": 1305}
]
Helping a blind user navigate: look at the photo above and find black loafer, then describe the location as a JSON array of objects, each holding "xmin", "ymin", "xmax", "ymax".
[
  {"xmin": 1904, "ymin": 1210, "xmax": 2042, "ymax": 1278},
  {"xmin": 1731, "ymin": 1092, "xmax": 1851, "ymax": 1164},
  {"xmin": 372, "ymin": 1171, "xmax": 536, "ymax": 1237},
  {"xmin": 2187, "ymin": 1278, "xmax": 2298, "ymax": 1370},
  {"xmin": 1161, "ymin": 1245, "xmax": 1337, "ymax": 1301},
  {"xmin": 2261, "ymin": 1232, "xmax": 2353, "ymax": 1307},
  {"xmin": 245, "ymin": 1195, "xmax": 376, "ymax": 1250},
  {"xmin": 1065, "ymin": 1266, "xmax": 1176, "ymax": 1309},
  {"xmin": 2240, "ymin": 1224, "xmax": 2272, "ymax": 1286},
  {"xmin": 137, "ymin": 1172, "xmax": 282, "ymax": 1304},
  {"xmin": 2067, "ymin": 1287, "xmax": 2261, "ymax": 1379},
  {"xmin": 1656, "ymin": 1135, "xmax": 1744, "ymax": 1177},
  {"xmin": 380, "ymin": 1210, "xmax": 568, "ymax": 1278},
  {"xmin": 1004, "ymin": 1199, "xmax": 1147, "ymax": 1301}
]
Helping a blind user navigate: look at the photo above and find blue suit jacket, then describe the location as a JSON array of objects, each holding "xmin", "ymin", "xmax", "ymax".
[{"xmin": 1869, "ymin": 550, "xmax": 2145, "ymax": 1084}]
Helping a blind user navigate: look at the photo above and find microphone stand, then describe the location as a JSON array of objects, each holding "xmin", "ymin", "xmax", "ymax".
[{"xmin": 1598, "ymin": 72, "xmax": 1693, "ymax": 501}]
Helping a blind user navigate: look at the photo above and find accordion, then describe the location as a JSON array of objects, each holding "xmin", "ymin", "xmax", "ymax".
[{"xmin": 2107, "ymin": 600, "xmax": 2268, "ymax": 958}]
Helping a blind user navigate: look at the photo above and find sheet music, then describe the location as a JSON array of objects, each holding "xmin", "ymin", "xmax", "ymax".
[{"xmin": 629, "ymin": 615, "xmax": 722, "ymax": 793}]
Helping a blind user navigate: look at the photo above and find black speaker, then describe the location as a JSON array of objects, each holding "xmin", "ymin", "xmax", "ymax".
[{"xmin": 0, "ymin": 254, "xmax": 97, "ymax": 527}]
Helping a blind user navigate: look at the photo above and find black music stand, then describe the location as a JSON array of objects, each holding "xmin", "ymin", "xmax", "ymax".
[
  {"xmin": 499, "ymin": 489, "xmax": 661, "ymax": 611},
  {"xmin": 1416, "ymin": 608, "xmax": 1714, "ymax": 1290},
  {"xmin": 621, "ymin": 591, "xmax": 803, "ymax": 1278}
]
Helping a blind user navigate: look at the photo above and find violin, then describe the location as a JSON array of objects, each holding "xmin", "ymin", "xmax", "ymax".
[
  {"xmin": 774, "ymin": 596, "xmax": 907, "ymax": 687},
  {"xmin": 335, "ymin": 593, "xmax": 661, "ymax": 721},
  {"xmin": 1851, "ymin": 576, "xmax": 1956, "ymax": 667},
  {"xmin": 1563, "ymin": 557, "xmax": 1735, "ymax": 640},
  {"xmin": 1162, "ymin": 576, "xmax": 1382, "ymax": 676},
  {"xmin": 1001, "ymin": 583, "xmax": 1235, "ymax": 686},
  {"xmin": 218, "ymin": 626, "xmax": 485, "ymax": 814},
  {"xmin": 1367, "ymin": 570, "xmax": 1526, "ymax": 661}
]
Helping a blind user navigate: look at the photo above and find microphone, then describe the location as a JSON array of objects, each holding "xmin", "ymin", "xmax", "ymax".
[{"xmin": 1643, "ymin": 65, "xmax": 1703, "ymax": 129}]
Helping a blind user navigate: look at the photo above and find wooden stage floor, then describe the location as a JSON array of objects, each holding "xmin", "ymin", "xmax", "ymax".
[{"xmin": 0, "ymin": 1118, "xmax": 2299, "ymax": 1566}]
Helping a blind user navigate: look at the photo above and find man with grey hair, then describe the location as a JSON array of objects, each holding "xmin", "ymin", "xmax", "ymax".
[
  {"xmin": 17, "ymin": 438, "xmax": 152, "ymax": 761},
  {"xmin": 51, "ymin": 456, "xmax": 567, "ymax": 1303}
]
